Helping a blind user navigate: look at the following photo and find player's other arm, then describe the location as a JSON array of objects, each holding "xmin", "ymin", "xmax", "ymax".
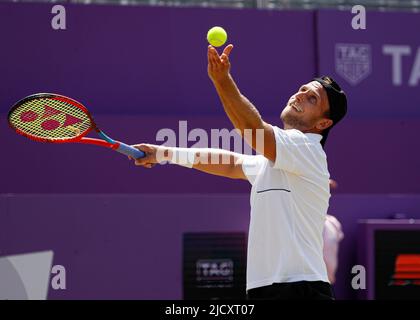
[
  {"xmin": 207, "ymin": 45, "xmax": 276, "ymax": 162},
  {"xmin": 131, "ymin": 144, "xmax": 247, "ymax": 180}
]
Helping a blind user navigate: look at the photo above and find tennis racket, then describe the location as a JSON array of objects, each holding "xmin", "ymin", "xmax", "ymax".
[{"xmin": 8, "ymin": 93, "xmax": 145, "ymax": 159}]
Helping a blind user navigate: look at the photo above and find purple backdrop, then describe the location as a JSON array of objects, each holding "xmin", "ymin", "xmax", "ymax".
[
  {"xmin": 1, "ymin": 4, "xmax": 419, "ymax": 193},
  {"xmin": 1, "ymin": 3, "xmax": 420, "ymax": 300},
  {"xmin": 0, "ymin": 3, "xmax": 315, "ymax": 116},
  {"xmin": 0, "ymin": 194, "xmax": 251, "ymax": 299},
  {"xmin": 1, "ymin": 193, "xmax": 420, "ymax": 300},
  {"xmin": 315, "ymin": 9, "xmax": 420, "ymax": 193},
  {"xmin": 1, "ymin": 115, "xmax": 420, "ymax": 194},
  {"xmin": 317, "ymin": 9, "xmax": 420, "ymax": 118}
]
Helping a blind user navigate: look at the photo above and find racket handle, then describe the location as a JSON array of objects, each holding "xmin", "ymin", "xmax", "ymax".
[{"xmin": 115, "ymin": 142, "xmax": 145, "ymax": 159}]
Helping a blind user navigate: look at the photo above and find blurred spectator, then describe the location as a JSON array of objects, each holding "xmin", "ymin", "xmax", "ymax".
[{"xmin": 323, "ymin": 179, "xmax": 344, "ymax": 284}]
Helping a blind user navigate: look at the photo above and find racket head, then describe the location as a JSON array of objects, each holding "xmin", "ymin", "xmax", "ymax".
[{"xmin": 8, "ymin": 93, "xmax": 95, "ymax": 144}]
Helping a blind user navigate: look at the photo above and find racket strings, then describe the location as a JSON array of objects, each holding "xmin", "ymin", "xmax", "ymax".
[{"xmin": 9, "ymin": 98, "xmax": 92, "ymax": 141}]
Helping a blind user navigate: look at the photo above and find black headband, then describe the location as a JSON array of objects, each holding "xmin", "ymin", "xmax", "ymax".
[{"xmin": 313, "ymin": 77, "xmax": 347, "ymax": 147}]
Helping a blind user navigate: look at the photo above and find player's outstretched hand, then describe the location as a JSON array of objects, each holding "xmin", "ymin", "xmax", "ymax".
[{"xmin": 207, "ymin": 44, "xmax": 233, "ymax": 84}]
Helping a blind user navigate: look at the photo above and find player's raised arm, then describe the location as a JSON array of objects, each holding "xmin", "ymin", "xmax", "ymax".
[
  {"xmin": 207, "ymin": 45, "xmax": 276, "ymax": 162},
  {"xmin": 130, "ymin": 143, "xmax": 248, "ymax": 180}
]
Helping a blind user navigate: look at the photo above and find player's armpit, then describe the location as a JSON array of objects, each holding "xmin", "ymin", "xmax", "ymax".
[{"xmin": 261, "ymin": 122, "xmax": 276, "ymax": 162}]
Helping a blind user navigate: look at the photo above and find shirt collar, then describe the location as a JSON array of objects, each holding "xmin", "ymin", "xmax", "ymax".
[{"xmin": 305, "ymin": 132, "xmax": 323, "ymax": 142}]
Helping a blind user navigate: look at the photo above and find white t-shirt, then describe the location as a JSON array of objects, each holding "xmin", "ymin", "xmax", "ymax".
[{"xmin": 242, "ymin": 126, "xmax": 331, "ymax": 291}]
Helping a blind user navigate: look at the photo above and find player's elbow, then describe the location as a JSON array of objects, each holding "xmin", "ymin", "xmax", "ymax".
[{"xmin": 227, "ymin": 162, "xmax": 247, "ymax": 180}]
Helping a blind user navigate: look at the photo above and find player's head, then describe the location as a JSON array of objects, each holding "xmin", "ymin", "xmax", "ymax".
[{"xmin": 280, "ymin": 76, "xmax": 347, "ymax": 147}]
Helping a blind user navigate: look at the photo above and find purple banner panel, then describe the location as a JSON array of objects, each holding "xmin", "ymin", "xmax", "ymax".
[
  {"xmin": 0, "ymin": 114, "xmax": 256, "ymax": 194},
  {"xmin": 1, "ymin": 193, "xmax": 420, "ymax": 299},
  {"xmin": 0, "ymin": 3, "xmax": 315, "ymax": 116},
  {"xmin": 0, "ymin": 193, "xmax": 251, "ymax": 299},
  {"xmin": 2, "ymin": 114, "xmax": 420, "ymax": 194},
  {"xmin": 317, "ymin": 10, "xmax": 420, "ymax": 118},
  {"xmin": 324, "ymin": 118, "xmax": 420, "ymax": 194}
]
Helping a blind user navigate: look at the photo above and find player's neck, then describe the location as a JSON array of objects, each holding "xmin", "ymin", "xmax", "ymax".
[{"xmin": 283, "ymin": 124, "xmax": 322, "ymax": 135}]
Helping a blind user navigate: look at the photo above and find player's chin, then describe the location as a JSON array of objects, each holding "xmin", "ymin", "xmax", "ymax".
[{"xmin": 280, "ymin": 108, "xmax": 293, "ymax": 121}]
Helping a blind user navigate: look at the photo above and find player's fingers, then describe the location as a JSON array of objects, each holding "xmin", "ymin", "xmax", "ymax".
[
  {"xmin": 207, "ymin": 47, "xmax": 215, "ymax": 68},
  {"xmin": 209, "ymin": 47, "xmax": 221, "ymax": 64},
  {"xmin": 209, "ymin": 45, "xmax": 217, "ymax": 54},
  {"xmin": 134, "ymin": 159, "xmax": 145, "ymax": 166},
  {"xmin": 212, "ymin": 56, "xmax": 219, "ymax": 67},
  {"xmin": 133, "ymin": 144, "xmax": 154, "ymax": 154},
  {"xmin": 210, "ymin": 52, "xmax": 218, "ymax": 66},
  {"xmin": 223, "ymin": 44, "xmax": 233, "ymax": 57},
  {"xmin": 221, "ymin": 53, "xmax": 230, "ymax": 65},
  {"xmin": 221, "ymin": 45, "xmax": 233, "ymax": 66},
  {"xmin": 137, "ymin": 162, "xmax": 156, "ymax": 169},
  {"xmin": 134, "ymin": 155, "xmax": 152, "ymax": 166},
  {"xmin": 134, "ymin": 143, "xmax": 150, "ymax": 150}
]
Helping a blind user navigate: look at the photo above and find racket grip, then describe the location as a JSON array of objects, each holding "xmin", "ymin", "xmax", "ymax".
[{"xmin": 116, "ymin": 142, "xmax": 145, "ymax": 159}]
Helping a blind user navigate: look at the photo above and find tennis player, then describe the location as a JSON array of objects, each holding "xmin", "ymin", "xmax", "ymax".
[{"xmin": 132, "ymin": 44, "xmax": 347, "ymax": 300}]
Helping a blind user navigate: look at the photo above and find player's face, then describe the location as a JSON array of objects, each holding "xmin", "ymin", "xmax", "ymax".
[{"xmin": 281, "ymin": 81, "xmax": 331, "ymax": 132}]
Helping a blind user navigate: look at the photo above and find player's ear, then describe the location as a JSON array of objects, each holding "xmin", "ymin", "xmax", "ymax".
[{"xmin": 317, "ymin": 118, "xmax": 333, "ymax": 131}]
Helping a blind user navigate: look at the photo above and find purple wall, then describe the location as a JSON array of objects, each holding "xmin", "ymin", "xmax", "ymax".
[
  {"xmin": 315, "ymin": 9, "xmax": 420, "ymax": 193},
  {"xmin": 317, "ymin": 9, "xmax": 420, "ymax": 118},
  {"xmin": 1, "ymin": 4, "xmax": 419, "ymax": 193},
  {"xmin": 1, "ymin": 115, "xmax": 420, "ymax": 194},
  {"xmin": 1, "ymin": 193, "xmax": 420, "ymax": 300},
  {"xmin": 0, "ymin": 194, "xmax": 251, "ymax": 299},
  {"xmin": 0, "ymin": 3, "xmax": 315, "ymax": 116},
  {"xmin": 1, "ymin": 3, "xmax": 420, "ymax": 300}
]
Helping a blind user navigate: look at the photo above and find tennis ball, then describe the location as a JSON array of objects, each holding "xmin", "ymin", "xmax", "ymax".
[{"xmin": 207, "ymin": 26, "xmax": 227, "ymax": 47}]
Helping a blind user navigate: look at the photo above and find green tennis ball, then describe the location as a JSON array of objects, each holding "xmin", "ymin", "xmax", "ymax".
[{"xmin": 207, "ymin": 26, "xmax": 227, "ymax": 47}]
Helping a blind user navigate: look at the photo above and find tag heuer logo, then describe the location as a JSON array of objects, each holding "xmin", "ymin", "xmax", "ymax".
[{"xmin": 335, "ymin": 43, "xmax": 372, "ymax": 85}]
